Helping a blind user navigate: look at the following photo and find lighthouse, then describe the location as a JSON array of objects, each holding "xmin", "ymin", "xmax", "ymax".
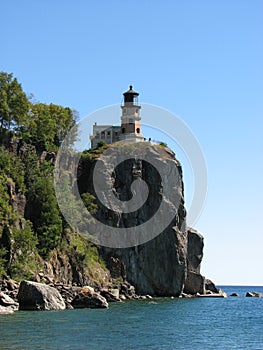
[
  {"xmin": 90, "ymin": 85, "xmax": 144, "ymax": 148},
  {"xmin": 119, "ymin": 85, "xmax": 144, "ymax": 142}
]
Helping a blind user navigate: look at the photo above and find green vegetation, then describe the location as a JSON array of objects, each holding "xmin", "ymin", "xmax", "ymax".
[
  {"xmin": 87, "ymin": 140, "xmax": 108, "ymax": 156},
  {"xmin": 0, "ymin": 72, "xmax": 29, "ymax": 130},
  {"xmin": 24, "ymin": 103, "xmax": 77, "ymax": 151},
  {"xmin": 0, "ymin": 71, "xmax": 77, "ymax": 152},
  {"xmin": 0, "ymin": 248, "xmax": 7, "ymax": 276},
  {"xmin": 158, "ymin": 142, "xmax": 167, "ymax": 148},
  {"xmin": 10, "ymin": 222, "xmax": 39, "ymax": 280},
  {"xmin": 0, "ymin": 71, "xmax": 107, "ymax": 283},
  {"xmin": 66, "ymin": 232, "xmax": 105, "ymax": 270},
  {"xmin": 26, "ymin": 177, "xmax": 63, "ymax": 257}
]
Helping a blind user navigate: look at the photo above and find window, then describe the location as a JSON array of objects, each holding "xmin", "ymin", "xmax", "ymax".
[
  {"xmin": 122, "ymin": 127, "xmax": 125, "ymax": 134},
  {"xmin": 107, "ymin": 131, "xmax": 111, "ymax": 136},
  {"xmin": 136, "ymin": 128, "xmax": 140, "ymax": 133},
  {"xmin": 129, "ymin": 118, "xmax": 133, "ymax": 124}
]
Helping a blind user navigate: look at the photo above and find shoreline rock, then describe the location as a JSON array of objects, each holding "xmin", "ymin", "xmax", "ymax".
[
  {"xmin": 2, "ymin": 276, "xmax": 262, "ymax": 314},
  {"xmin": 0, "ymin": 305, "xmax": 15, "ymax": 314},
  {"xmin": 246, "ymin": 292, "xmax": 262, "ymax": 298},
  {"xmin": 100, "ymin": 288, "xmax": 120, "ymax": 302},
  {"xmin": 0, "ymin": 292, "xmax": 19, "ymax": 313},
  {"xmin": 230, "ymin": 293, "xmax": 239, "ymax": 297},
  {"xmin": 17, "ymin": 280, "xmax": 66, "ymax": 311},
  {"xmin": 71, "ymin": 290, "xmax": 108, "ymax": 309}
]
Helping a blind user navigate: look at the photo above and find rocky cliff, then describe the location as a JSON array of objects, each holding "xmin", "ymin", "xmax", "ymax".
[
  {"xmin": 0, "ymin": 137, "xmax": 111, "ymax": 288},
  {"xmin": 78, "ymin": 142, "xmax": 211, "ymax": 296},
  {"xmin": 1, "ymin": 137, "xmax": 213, "ymax": 296}
]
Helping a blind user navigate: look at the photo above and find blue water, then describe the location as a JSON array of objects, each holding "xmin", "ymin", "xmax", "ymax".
[{"xmin": 0, "ymin": 286, "xmax": 262, "ymax": 350}]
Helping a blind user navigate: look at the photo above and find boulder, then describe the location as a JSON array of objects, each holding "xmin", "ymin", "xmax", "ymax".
[
  {"xmin": 0, "ymin": 305, "xmax": 15, "ymax": 314},
  {"xmin": 0, "ymin": 292, "xmax": 18, "ymax": 313},
  {"xmin": 120, "ymin": 282, "xmax": 136, "ymax": 298},
  {"xmin": 230, "ymin": 293, "xmax": 239, "ymax": 297},
  {"xmin": 59, "ymin": 286, "xmax": 78, "ymax": 304},
  {"xmin": 197, "ymin": 293, "xmax": 226, "ymax": 298},
  {"xmin": 0, "ymin": 292, "xmax": 18, "ymax": 308},
  {"xmin": 110, "ymin": 288, "xmax": 120, "ymax": 299},
  {"xmin": 180, "ymin": 292, "xmax": 194, "ymax": 298},
  {"xmin": 81, "ymin": 286, "xmax": 95, "ymax": 294},
  {"xmin": 71, "ymin": 291, "xmax": 108, "ymax": 309},
  {"xmin": 246, "ymin": 292, "xmax": 263, "ymax": 298},
  {"xmin": 184, "ymin": 271, "xmax": 205, "ymax": 295},
  {"xmin": 17, "ymin": 280, "xmax": 66, "ymax": 310},
  {"xmin": 183, "ymin": 229, "xmax": 207, "ymax": 295},
  {"xmin": 183, "ymin": 230, "xmax": 219, "ymax": 296},
  {"xmin": 197, "ymin": 289, "xmax": 227, "ymax": 298},
  {"xmin": 100, "ymin": 288, "xmax": 120, "ymax": 302},
  {"xmin": 205, "ymin": 279, "xmax": 219, "ymax": 293},
  {"xmin": 218, "ymin": 289, "xmax": 228, "ymax": 298},
  {"xmin": 65, "ymin": 301, "xmax": 74, "ymax": 310},
  {"xmin": 186, "ymin": 228, "xmax": 204, "ymax": 273}
]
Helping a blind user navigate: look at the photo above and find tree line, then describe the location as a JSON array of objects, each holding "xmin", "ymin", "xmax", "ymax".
[
  {"xmin": 0, "ymin": 71, "xmax": 78, "ymax": 151},
  {"xmin": 0, "ymin": 71, "xmax": 102, "ymax": 280}
]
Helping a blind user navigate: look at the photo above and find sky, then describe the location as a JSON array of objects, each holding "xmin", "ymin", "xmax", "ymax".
[{"xmin": 1, "ymin": 0, "xmax": 262, "ymax": 285}]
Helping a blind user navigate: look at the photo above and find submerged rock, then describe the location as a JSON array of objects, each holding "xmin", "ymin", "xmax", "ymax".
[
  {"xmin": 197, "ymin": 290, "xmax": 227, "ymax": 298},
  {"xmin": 246, "ymin": 292, "xmax": 263, "ymax": 298},
  {"xmin": 17, "ymin": 280, "xmax": 66, "ymax": 311},
  {"xmin": 179, "ymin": 293, "xmax": 195, "ymax": 298}
]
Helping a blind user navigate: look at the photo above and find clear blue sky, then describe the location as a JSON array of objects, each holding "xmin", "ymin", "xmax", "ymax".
[{"xmin": 1, "ymin": 0, "xmax": 262, "ymax": 285}]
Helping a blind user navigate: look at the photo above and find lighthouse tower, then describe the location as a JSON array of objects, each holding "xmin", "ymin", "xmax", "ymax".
[{"xmin": 120, "ymin": 85, "xmax": 144, "ymax": 142}]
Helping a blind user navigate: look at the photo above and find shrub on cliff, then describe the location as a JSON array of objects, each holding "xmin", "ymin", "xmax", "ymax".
[
  {"xmin": 26, "ymin": 177, "xmax": 62, "ymax": 258},
  {"xmin": 10, "ymin": 222, "xmax": 39, "ymax": 280}
]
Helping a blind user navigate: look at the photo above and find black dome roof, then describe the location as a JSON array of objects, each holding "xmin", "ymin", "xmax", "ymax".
[{"xmin": 123, "ymin": 85, "xmax": 139, "ymax": 96}]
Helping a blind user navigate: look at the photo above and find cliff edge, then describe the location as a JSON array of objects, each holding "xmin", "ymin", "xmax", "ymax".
[{"xmin": 78, "ymin": 142, "xmax": 214, "ymax": 296}]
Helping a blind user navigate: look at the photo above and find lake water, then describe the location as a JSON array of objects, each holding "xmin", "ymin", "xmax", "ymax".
[{"xmin": 0, "ymin": 286, "xmax": 262, "ymax": 350}]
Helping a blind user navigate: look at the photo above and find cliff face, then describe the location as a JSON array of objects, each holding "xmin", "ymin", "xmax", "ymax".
[
  {"xmin": 184, "ymin": 228, "xmax": 205, "ymax": 294},
  {"xmin": 42, "ymin": 249, "xmax": 110, "ymax": 287},
  {"xmin": 102, "ymin": 228, "xmax": 186, "ymax": 296},
  {"xmin": 79, "ymin": 143, "xmax": 207, "ymax": 296},
  {"xmin": 0, "ymin": 138, "xmax": 111, "ymax": 287},
  {"xmin": 1, "ymin": 138, "xmax": 210, "ymax": 295}
]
